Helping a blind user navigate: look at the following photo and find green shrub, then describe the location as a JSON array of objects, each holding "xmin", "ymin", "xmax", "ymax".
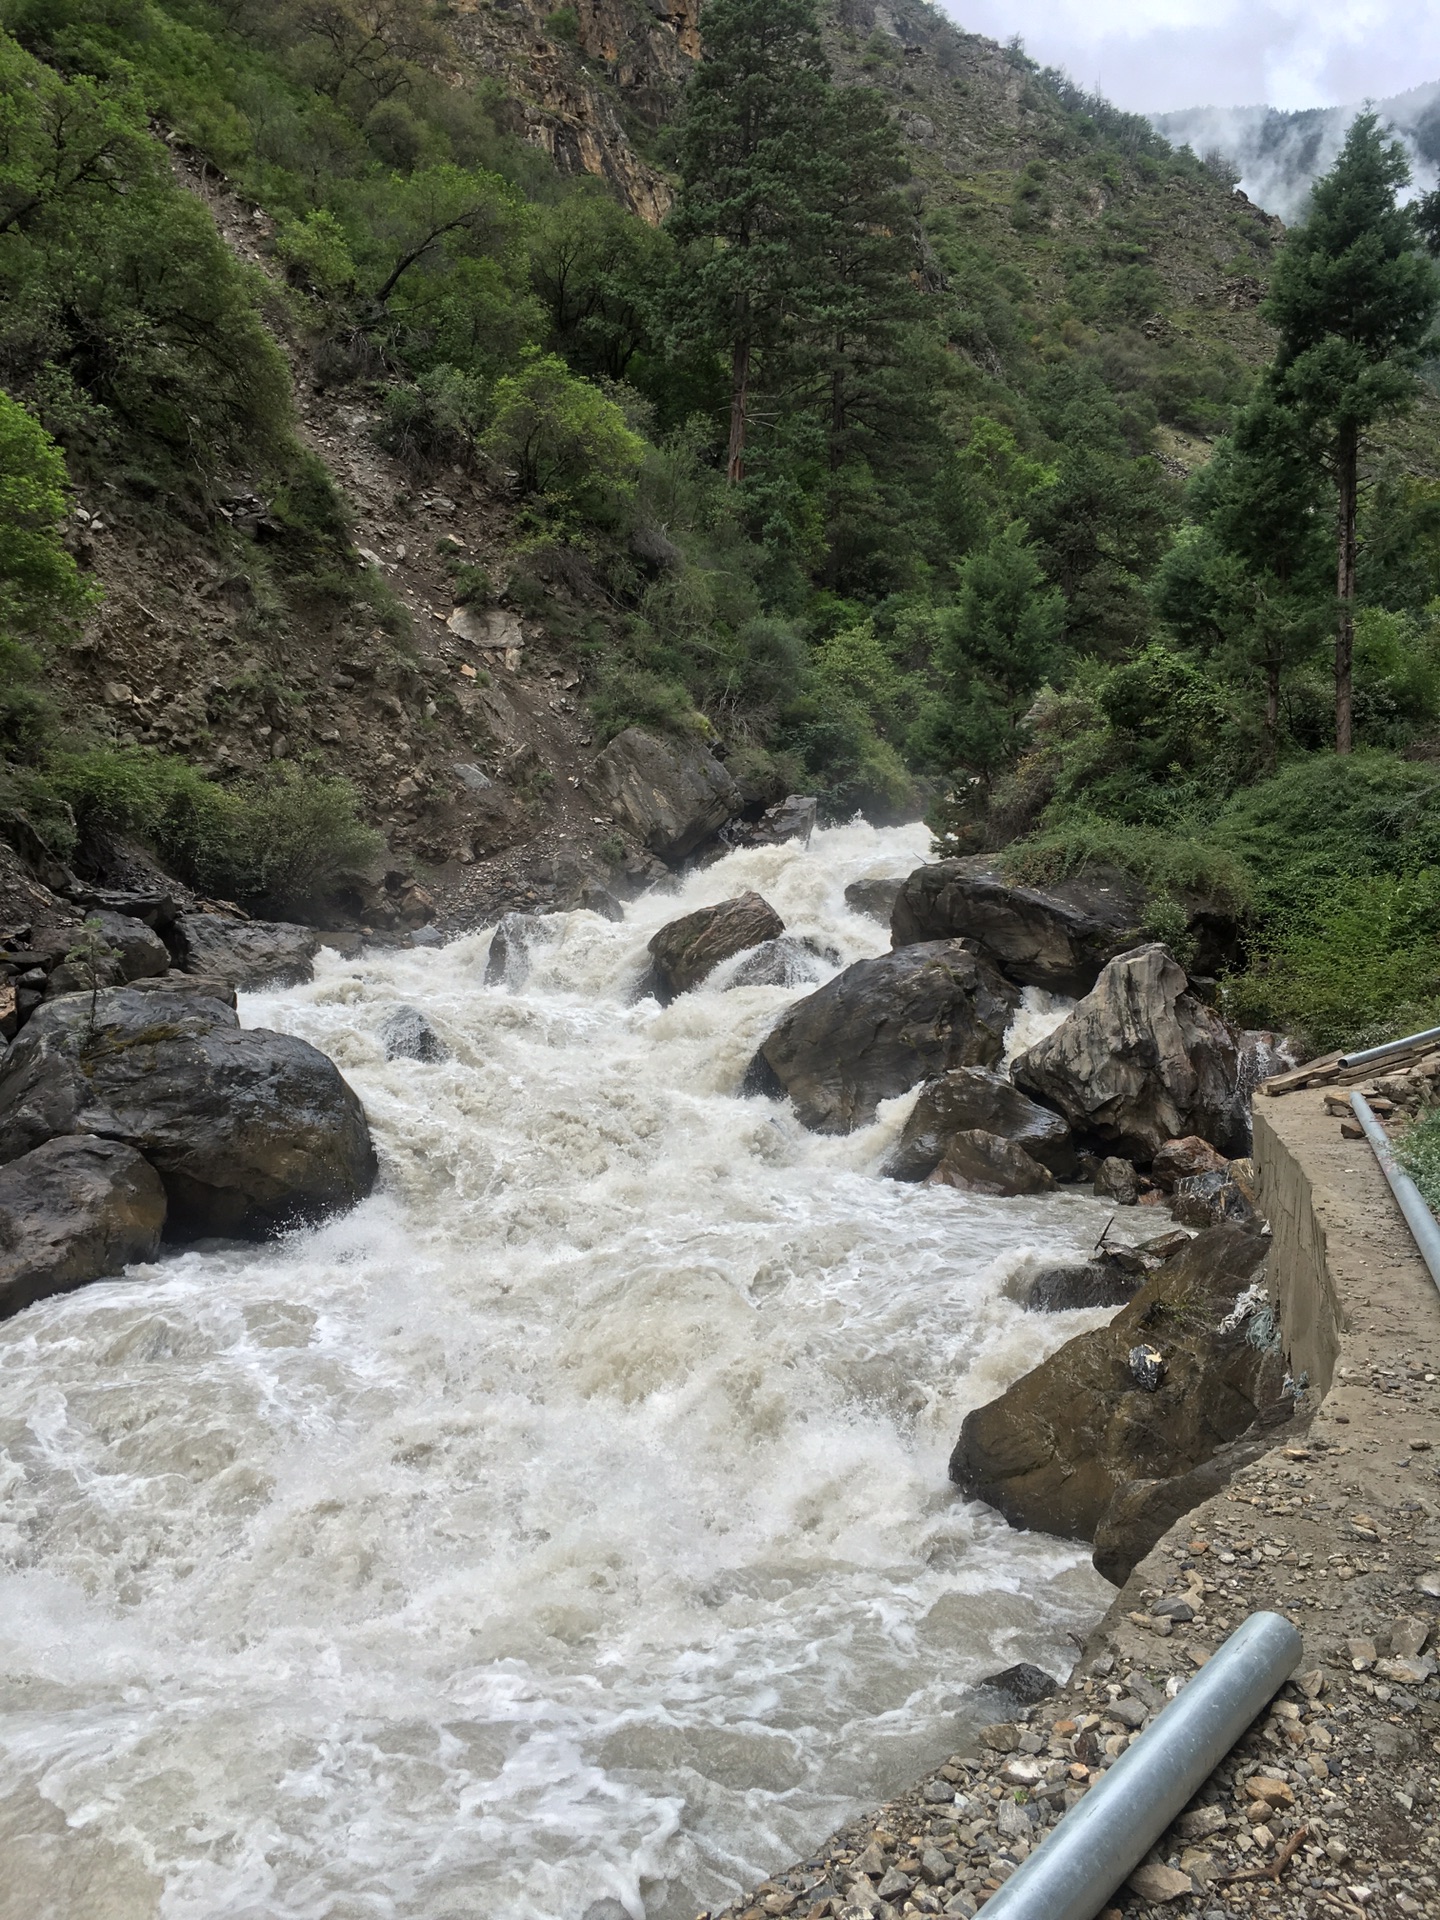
[
  {"xmin": 545, "ymin": 7, "xmax": 580, "ymax": 43},
  {"xmin": 1002, "ymin": 816, "xmax": 1255, "ymax": 915},
  {"xmin": 482, "ymin": 352, "xmax": 644, "ymax": 523},
  {"xmin": 588, "ymin": 665, "xmax": 705, "ymax": 745},
  {"xmin": 48, "ymin": 749, "xmax": 379, "ymax": 913},
  {"xmin": 1396, "ymin": 1109, "xmax": 1440, "ymax": 1215}
]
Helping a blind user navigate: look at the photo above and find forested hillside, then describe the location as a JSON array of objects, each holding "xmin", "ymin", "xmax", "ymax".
[{"xmin": 3, "ymin": 0, "xmax": 1440, "ymax": 1047}]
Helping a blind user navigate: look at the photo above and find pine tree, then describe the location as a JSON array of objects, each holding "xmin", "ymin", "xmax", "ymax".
[
  {"xmin": 1264, "ymin": 112, "xmax": 1440, "ymax": 754},
  {"xmin": 668, "ymin": 0, "xmax": 833, "ymax": 484}
]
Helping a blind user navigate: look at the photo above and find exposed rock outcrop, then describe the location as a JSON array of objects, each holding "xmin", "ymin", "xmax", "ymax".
[
  {"xmin": 845, "ymin": 875, "xmax": 905, "ymax": 924},
  {"xmin": 590, "ymin": 727, "xmax": 741, "ymax": 864},
  {"xmin": 1172, "ymin": 1159, "xmax": 1261, "ymax": 1230},
  {"xmin": 0, "ymin": 1136, "xmax": 167, "ymax": 1319},
  {"xmin": 1152, "ymin": 1135, "xmax": 1229, "ymax": 1190},
  {"xmin": 724, "ymin": 936, "xmax": 835, "ymax": 991},
  {"xmin": 0, "ymin": 988, "xmax": 377, "ymax": 1238},
  {"xmin": 929, "ymin": 1129, "xmax": 1056, "ymax": 1197},
  {"xmin": 726, "ymin": 795, "xmax": 818, "ymax": 849},
  {"xmin": 1013, "ymin": 945, "xmax": 1244, "ymax": 1161},
  {"xmin": 45, "ymin": 909, "xmax": 170, "ymax": 995},
  {"xmin": 173, "ymin": 915, "xmax": 321, "ymax": 990},
  {"xmin": 648, "ymin": 891, "xmax": 784, "ymax": 1000},
  {"xmin": 885, "ymin": 1066, "xmax": 1077, "ymax": 1182},
  {"xmin": 746, "ymin": 941, "xmax": 1018, "ymax": 1134},
  {"xmin": 890, "ymin": 857, "xmax": 1148, "ymax": 993},
  {"xmin": 951, "ymin": 1226, "xmax": 1287, "ymax": 1582}
]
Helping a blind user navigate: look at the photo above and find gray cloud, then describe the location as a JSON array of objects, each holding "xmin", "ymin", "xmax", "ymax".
[{"xmin": 937, "ymin": 2, "xmax": 1440, "ymax": 113}]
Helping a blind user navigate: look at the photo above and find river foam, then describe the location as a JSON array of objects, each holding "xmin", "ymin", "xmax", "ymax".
[{"xmin": 0, "ymin": 821, "xmax": 1119, "ymax": 1920}]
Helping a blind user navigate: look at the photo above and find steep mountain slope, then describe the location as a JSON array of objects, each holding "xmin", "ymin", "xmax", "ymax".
[{"xmin": 1, "ymin": 0, "xmax": 1294, "ymax": 931}]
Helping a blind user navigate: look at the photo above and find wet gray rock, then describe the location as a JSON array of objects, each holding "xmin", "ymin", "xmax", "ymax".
[
  {"xmin": 929, "ymin": 1129, "xmax": 1056, "ymax": 1197},
  {"xmin": 1024, "ymin": 1261, "xmax": 1145, "ymax": 1313},
  {"xmin": 951, "ymin": 1226, "xmax": 1285, "ymax": 1578},
  {"xmin": 0, "ymin": 988, "xmax": 376, "ymax": 1239},
  {"xmin": 748, "ymin": 941, "xmax": 1018, "ymax": 1134},
  {"xmin": 173, "ymin": 915, "xmax": 320, "ymax": 990},
  {"xmin": 1172, "ymin": 1160, "xmax": 1260, "ymax": 1229},
  {"xmin": 725, "ymin": 936, "xmax": 835, "ymax": 991},
  {"xmin": 0, "ymin": 1136, "xmax": 166, "ymax": 1319},
  {"xmin": 648, "ymin": 891, "xmax": 785, "ymax": 1000},
  {"xmin": 845, "ymin": 875, "xmax": 905, "ymax": 924},
  {"xmin": 885, "ymin": 1066, "xmax": 1077, "ymax": 1182},
  {"xmin": 580, "ymin": 883, "xmax": 625, "ymax": 922},
  {"xmin": 1094, "ymin": 1156, "xmax": 1140, "ymax": 1205},
  {"xmin": 485, "ymin": 912, "xmax": 559, "ymax": 990},
  {"xmin": 590, "ymin": 727, "xmax": 741, "ymax": 864},
  {"xmin": 1013, "ymin": 945, "xmax": 1244, "ymax": 1161},
  {"xmin": 380, "ymin": 1005, "xmax": 450, "ymax": 1064},
  {"xmin": 729, "ymin": 794, "xmax": 818, "ymax": 847},
  {"xmin": 45, "ymin": 909, "xmax": 171, "ymax": 995},
  {"xmin": 890, "ymin": 857, "xmax": 1147, "ymax": 993}
]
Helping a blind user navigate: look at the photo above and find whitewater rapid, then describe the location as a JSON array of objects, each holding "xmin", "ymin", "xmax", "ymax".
[{"xmin": 0, "ymin": 822, "xmax": 1128, "ymax": 1920}]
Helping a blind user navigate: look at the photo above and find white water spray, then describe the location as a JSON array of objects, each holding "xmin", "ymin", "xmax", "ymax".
[{"xmin": 0, "ymin": 822, "xmax": 1121, "ymax": 1920}]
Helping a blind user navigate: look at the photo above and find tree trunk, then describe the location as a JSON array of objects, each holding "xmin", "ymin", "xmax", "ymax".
[
  {"xmin": 1335, "ymin": 425, "xmax": 1358, "ymax": 756},
  {"xmin": 1264, "ymin": 656, "xmax": 1281, "ymax": 769},
  {"xmin": 830, "ymin": 349, "xmax": 846, "ymax": 470},
  {"xmin": 727, "ymin": 330, "xmax": 751, "ymax": 486}
]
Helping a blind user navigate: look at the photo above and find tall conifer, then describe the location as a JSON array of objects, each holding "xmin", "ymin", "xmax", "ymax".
[{"xmin": 1264, "ymin": 113, "xmax": 1440, "ymax": 753}]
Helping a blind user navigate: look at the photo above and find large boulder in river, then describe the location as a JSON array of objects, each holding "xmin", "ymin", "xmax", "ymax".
[
  {"xmin": 1013, "ymin": 945, "xmax": 1244, "ymax": 1161},
  {"xmin": 885, "ymin": 1066, "xmax": 1077, "ymax": 1182},
  {"xmin": 590, "ymin": 727, "xmax": 741, "ymax": 864},
  {"xmin": 173, "ymin": 915, "xmax": 320, "ymax": 990},
  {"xmin": 648, "ymin": 892, "xmax": 785, "ymax": 1000},
  {"xmin": 929, "ymin": 1130, "xmax": 1056, "ymax": 1197},
  {"xmin": 0, "ymin": 1136, "xmax": 166, "ymax": 1319},
  {"xmin": 747, "ymin": 940, "xmax": 1018, "ymax": 1133},
  {"xmin": 951, "ymin": 1225, "xmax": 1287, "ymax": 1583},
  {"xmin": 0, "ymin": 988, "xmax": 376, "ymax": 1238},
  {"xmin": 890, "ymin": 858, "xmax": 1147, "ymax": 994}
]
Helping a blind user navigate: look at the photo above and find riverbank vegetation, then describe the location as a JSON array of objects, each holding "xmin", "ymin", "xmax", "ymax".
[{"xmin": 2, "ymin": 0, "xmax": 1439, "ymax": 1039}]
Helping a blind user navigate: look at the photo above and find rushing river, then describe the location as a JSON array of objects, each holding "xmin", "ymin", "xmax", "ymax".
[{"xmin": 0, "ymin": 822, "xmax": 1126, "ymax": 1920}]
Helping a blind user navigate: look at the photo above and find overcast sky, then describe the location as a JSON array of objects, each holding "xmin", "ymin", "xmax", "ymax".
[{"xmin": 938, "ymin": 1, "xmax": 1440, "ymax": 114}]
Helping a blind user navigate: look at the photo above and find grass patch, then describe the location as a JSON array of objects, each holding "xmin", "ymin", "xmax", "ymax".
[{"xmin": 1396, "ymin": 1109, "xmax": 1440, "ymax": 1216}]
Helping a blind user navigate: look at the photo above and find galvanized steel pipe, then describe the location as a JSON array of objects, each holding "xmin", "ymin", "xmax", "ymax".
[
  {"xmin": 1349, "ymin": 1093, "xmax": 1440, "ymax": 1296},
  {"xmin": 1338, "ymin": 1022, "xmax": 1440, "ymax": 1071},
  {"xmin": 976, "ymin": 1611, "xmax": 1303, "ymax": 1920}
]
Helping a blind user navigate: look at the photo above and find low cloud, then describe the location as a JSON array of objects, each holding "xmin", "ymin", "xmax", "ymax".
[{"xmin": 938, "ymin": 1, "xmax": 1440, "ymax": 114}]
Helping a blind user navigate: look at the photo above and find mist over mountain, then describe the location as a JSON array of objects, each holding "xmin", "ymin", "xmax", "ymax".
[{"xmin": 1154, "ymin": 80, "xmax": 1440, "ymax": 221}]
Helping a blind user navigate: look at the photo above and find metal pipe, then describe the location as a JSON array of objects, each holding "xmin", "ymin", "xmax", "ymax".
[
  {"xmin": 1349, "ymin": 1093, "xmax": 1440, "ymax": 1295},
  {"xmin": 977, "ymin": 1612, "xmax": 1302, "ymax": 1920},
  {"xmin": 1338, "ymin": 1022, "xmax": 1440, "ymax": 1071}
]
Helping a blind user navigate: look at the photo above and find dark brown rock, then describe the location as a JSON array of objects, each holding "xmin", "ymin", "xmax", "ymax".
[
  {"xmin": 648, "ymin": 891, "xmax": 785, "ymax": 1000},
  {"xmin": 886, "ymin": 1066, "xmax": 1076, "ymax": 1182},
  {"xmin": 950, "ymin": 1226, "xmax": 1286, "ymax": 1566},
  {"xmin": 1024, "ymin": 1260, "xmax": 1144, "ymax": 1313},
  {"xmin": 1092, "ymin": 1436, "xmax": 1273, "ymax": 1586},
  {"xmin": 0, "ymin": 988, "xmax": 377, "ymax": 1239},
  {"xmin": 1152, "ymin": 1135, "xmax": 1229, "ymax": 1191},
  {"xmin": 173, "ymin": 915, "xmax": 320, "ymax": 990},
  {"xmin": 1013, "ymin": 945, "xmax": 1244, "ymax": 1161},
  {"xmin": 590, "ymin": 727, "xmax": 742, "ymax": 864},
  {"xmin": 0, "ymin": 1136, "xmax": 166, "ymax": 1319},
  {"xmin": 928, "ymin": 1129, "xmax": 1056, "ymax": 1197},
  {"xmin": 890, "ymin": 857, "xmax": 1147, "ymax": 993},
  {"xmin": 749, "ymin": 941, "xmax": 1019, "ymax": 1134}
]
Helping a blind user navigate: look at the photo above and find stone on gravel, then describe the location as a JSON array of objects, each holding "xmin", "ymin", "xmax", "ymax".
[
  {"xmin": 951, "ymin": 1226, "xmax": 1286, "ymax": 1571},
  {"xmin": 889, "ymin": 857, "xmax": 1151, "ymax": 992},
  {"xmin": 0, "ymin": 1136, "xmax": 166, "ymax": 1319},
  {"xmin": 380, "ymin": 1005, "xmax": 450, "ymax": 1063},
  {"xmin": 885, "ymin": 1066, "xmax": 1077, "ymax": 1182},
  {"xmin": 173, "ymin": 915, "xmax": 320, "ymax": 989},
  {"xmin": 590, "ymin": 726, "xmax": 741, "ymax": 864},
  {"xmin": 1013, "ymin": 945, "xmax": 1245, "ymax": 1160},
  {"xmin": 1128, "ymin": 1863, "xmax": 1193, "ymax": 1902},
  {"xmin": 747, "ymin": 942, "xmax": 1018, "ymax": 1134},
  {"xmin": 648, "ymin": 891, "xmax": 785, "ymax": 1000},
  {"xmin": 929, "ymin": 1129, "xmax": 1056, "ymax": 1197},
  {"xmin": 0, "ymin": 987, "xmax": 376, "ymax": 1239}
]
